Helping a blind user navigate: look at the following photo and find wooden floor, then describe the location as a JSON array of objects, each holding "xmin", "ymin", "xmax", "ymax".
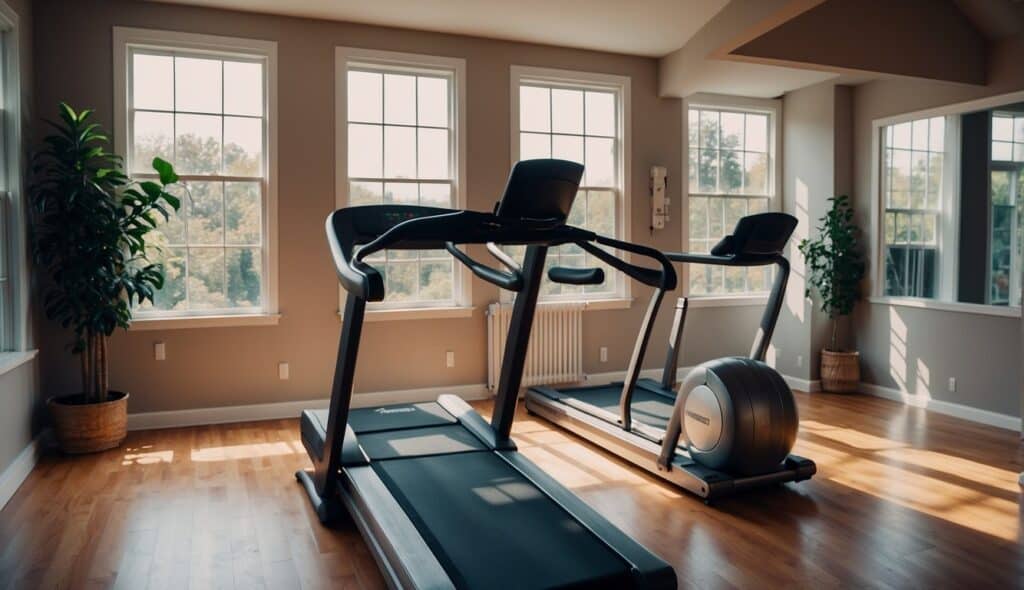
[{"xmin": 1, "ymin": 392, "xmax": 1022, "ymax": 589}]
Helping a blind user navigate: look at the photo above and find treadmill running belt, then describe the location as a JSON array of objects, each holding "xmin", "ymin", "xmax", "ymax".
[
  {"xmin": 553, "ymin": 385, "xmax": 675, "ymax": 431},
  {"xmin": 373, "ymin": 452, "xmax": 634, "ymax": 590}
]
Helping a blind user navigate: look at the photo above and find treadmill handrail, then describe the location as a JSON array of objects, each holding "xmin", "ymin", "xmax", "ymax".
[
  {"xmin": 577, "ymin": 235, "xmax": 678, "ymax": 290},
  {"xmin": 326, "ymin": 206, "xmax": 596, "ymax": 301},
  {"xmin": 446, "ymin": 241, "xmax": 524, "ymax": 291}
]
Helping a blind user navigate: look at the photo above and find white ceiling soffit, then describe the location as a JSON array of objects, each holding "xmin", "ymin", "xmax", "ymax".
[
  {"xmin": 686, "ymin": 61, "xmax": 837, "ymax": 99},
  {"xmin": 148, "ymin": 0, "xmax": 730, "ymax": 57}
]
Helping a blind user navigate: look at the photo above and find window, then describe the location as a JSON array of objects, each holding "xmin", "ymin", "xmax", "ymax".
[
  {"xmin": 871, "ymin": 93, "xmax": 1024, "ymax": 315},
  {"xmin": 511, "ymin": 66, "xmax": 630, "ymax": 301},
  {"xmin": 989, "ymin": 113, "xmax": 1024, "ymax": 305},
  {"xmin": 686, "ymin": 101, "xmax": 777, "ymax": 296},
  {"xmin": 114, "ymin": 28, "xmax": 277, "ymax": 322},
  {"xmin": 880, "ymin": 117, "xmax": 946, "ymax": 298},
  {"xmin": 337, "ymin": 48, "xmax": 467, "ymax": 310},
  {"xmin": 0, "ymin": 2, "xmax": 19, "ymax": 354}
]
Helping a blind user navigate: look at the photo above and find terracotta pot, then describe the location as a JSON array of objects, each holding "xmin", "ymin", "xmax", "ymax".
[
  {"xmin": 48, "ymin": 391, "xmax": 129, "ymax": 454},
  {"xmin": 820, "ymin": 350, "xmax": 860, "ymax": 393}
]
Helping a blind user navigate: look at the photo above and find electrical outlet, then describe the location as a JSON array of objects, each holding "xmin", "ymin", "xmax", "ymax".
[
  {"xmin": 600, "ymin": 346, "xmax": 608, "ymax": 363},
  {"xmin": 446, "ymin": 351, "xmax": 455, "ymax": 368},
  {"xmin": 279, "ymin": 362, "xmax": 290, "ymax": 380},
  {"xmin": 948, "ymin": 377, "xmax": 957, "ymax": 392},
  {"xmin": 154, "ymin": 342, "xmax": 166, "ymax": 361},
  {"xmin": 796, "ymin": 355, "xmax": 803, "ymax": 368}
]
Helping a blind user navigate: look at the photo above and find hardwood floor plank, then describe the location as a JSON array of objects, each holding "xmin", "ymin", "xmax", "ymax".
[{"xmin": 0, "ymin": 393, "xmax": 1020, "ymax": 589}]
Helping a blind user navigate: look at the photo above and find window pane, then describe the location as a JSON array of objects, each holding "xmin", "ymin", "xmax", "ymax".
[
  {"xmin": 724, "ymin": 197, "xmax": 746, "ymax": 230},
  {"xmin": 910, "ymin": 151, "xmax": 927, "ymax": 194},
  {"xmin": 226, "ymin": 247, "xmax": 262, "ymax": 307},
  {"xmin": 993, "ymin": 116, "xmax": 1013, "ymax": 141},
  {"xmin": 687, "ymin": 109, "xmax": 699, "ymax": 147},
  {"xmin": 586, "ymin": 190, "xmax": 615, "ymax": 236},
  {"xmin": 176, "ymin": 113, "xmax": 222, "ymax": 175},
  {"xmin": 189, "ymin": 248, "xmax": 226, "ymax": 309},
  {"xmin": 419, "ymin": 261, "xmax": 453, "ymax": 301},
  {"xmin": 551, "ymin": 89, "xmax": 583, "ymax": 134},
  {"xmin": 175, "ymin": 57, "xmax": 222, "ymax": 114},
  {"xmin": 929, "ymin": 117, "xmax": 944, "ymax": 151},
  {"xmin": 698, "ymin": 148, "xmax": 718, "ymax": 192},
  {"xmin": 743, "ymin": 152, "xmax": 769, "ymax": 196},
  {"xmin": 133, "ymin": 111, "xmax": 173, "ymax": 173},
  {"xmin": 585, "ymin": 91, "xmax": 615, "ymax": 136},
  {"xmin": 689, "ymin": 196, "xmax": 707, "ymax": 240},
  {"xmin": 891, "ymin": 122, "xmax": 912, "ymax": 149},
  {"xmin": 158, "ymin": 185, "xmax": 188, "ymax": 244},
  {"xmin": 348, "ymin": 70, "xmax": 382, "ymax": 123},
  {"xmin": 745, "ymin": 114, "xmax": 768, "ymax": 153},
  {"xmin": 420, "ymin": 183, "xmax": 452, "ymax": 207},
  {"xmin": 350, "ymin": 181, "xmax": 383, "ymax": 206},
  {"xmin": 348, "ymin": 124, "xmax": 383, "ymax": 177},
  {"xmin": 912, "ymin": 119, "xmax": 929, "ymax": 151},
  {"xmin": 720, "ymin": 149, "xmax": 742, "ymax": 194},
  {"xmin": 991, "ymin": 170, "xmax": 1010, "ymax": 205},
  {"xmin": 133, "ymin": 53, "xmax": 174, "ymax": 111},
  {"xmin": 1015, "ymin": 116, "xmax": 1024, "ymax": 142},
  {"xmin": 149, "ymin": 247, "xmax": 186, "ymax": 311},
  {"xmin": 225, "ymin": 182, "xmax": 261, "ymax": 245},
  {"xmin": 584, "ymin": 137, "xmax": 614, "ymax": 187},
  {"xmin": 417, "ymin": 128, "xmax": 449, "ymax": 179},
  {"xmin": 688, "ymin": 148, "xmax": 698, "ymax": 192},
  {"xmin": 224, "ymin": 61, "xmax": 263, "ymax": 116},
  {"xmin": 552, "ymin": 134, "xmax": 583, "ymax": 164},
  {"xmin": 992, "ymin": 141, "xmax": 1013, "ymax": 161},
  {"xmin": 384, "ymin": 126, "xmax": 416, "ymax": 178},
  {"xmin": 720, "ymin": 112, "xmax": 744, "ymax": 149},
  {"xmin": 520, "ymin": 86, "xmax": 550, "ymax": 133},
  {"xmin": 385, "ymin": 261, "xmax": 417, "ymax": 302},
  {"xmin": 889, "ymin": 149, "xmax": 911, "ymax": 193},
  {"xmin": 223, "ymin": 116, "xmax": 263, "ymax": 176},
  {"xmin": 187, "ymin": 181, "xmax": 224, "ymax": 245},
  {"xmin": 699, "ymin": 111, "xmax": 719, "ymax": 148},
  {"xmin": 384, "ymin": 74, "xmax": 416, "ymax": 125},
  {"xmin": 520, "ymin": 132, "xmax": 550, "ymax": 159},
  {"xmin": 385, "ymin": 182, "xmax": 418, "ymax": 205},
  {"xmin": 417, "ymin": 76, "xmax": 448, "ymax": 127}
]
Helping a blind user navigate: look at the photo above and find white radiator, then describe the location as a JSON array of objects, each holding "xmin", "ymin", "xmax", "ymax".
[{"xmin": 487, "ymin": 301, "xmax": 585, "ymax": 391}]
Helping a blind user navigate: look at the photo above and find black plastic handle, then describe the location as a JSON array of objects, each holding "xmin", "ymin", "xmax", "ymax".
[
  {"xmin": 578, "ymin": 235, "xmax": 677, "ymax": 290},
  {"xmin": 548, "ymin": 266, "xmax": 605, "ymax": 285},
  {"xmin": 445, "ymin": 242, "xmax": 524, "ymax": 291}
]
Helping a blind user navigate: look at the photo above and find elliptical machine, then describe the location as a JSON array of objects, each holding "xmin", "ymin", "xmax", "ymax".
[{"xmin": 525, "ymin": 212, "xmax": 816, "ymax": 500}]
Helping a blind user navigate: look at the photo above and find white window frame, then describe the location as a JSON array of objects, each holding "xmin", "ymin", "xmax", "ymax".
[
  {"xmin": 113, "ymin": 27, "xmax": 279, "ymax": 331},
  {"xmin": 509, "ymin": 65, "xmax": 632, "ymax": 310},
  {"xmin": 335, "ymin": 47, "xmax": 471, "ymax": 321},
  {"xmin": 868, "ymin": 89, "xmax": 1024, "ymax": 319},
  {"xmin": 682, "ymin": 93, "xmax": 782, "ymax": 306},
  {"xmin": 0, "ymin": 0, "xmax": 33, "ymax": 375}
]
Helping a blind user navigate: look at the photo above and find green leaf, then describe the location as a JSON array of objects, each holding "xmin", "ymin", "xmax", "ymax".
[{"xmin": 152, "ymin": 157, "xmax": 179, "ymax": 185}]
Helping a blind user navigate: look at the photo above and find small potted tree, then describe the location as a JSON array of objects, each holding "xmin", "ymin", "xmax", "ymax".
[
  {"xmin": 31, "ymin": 103, "xmax": 181, "ymax": 453},
  {"xmin": 798, "ymin": 195, "xmax": 865, "ymax": 393}
]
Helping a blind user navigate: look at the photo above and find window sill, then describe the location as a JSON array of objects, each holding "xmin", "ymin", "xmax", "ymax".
[
  {"xmin": 0, "ymin": 350, "xmax": 38, "ymax": 378},
  {"xmin": 685, "ymin": 295, "xmax": 769, "ymax": 308},
  {"xmin": 869, "ymin": 297, "xmax": 1021, "ymax": 318},
  {"xmin": 357, "ymin": 306, "xmax": 477, "ymax": 322},
  {"xmin": 577, "ymin": 298, "xmax": 633, "ymax": 311},
  {"xmin": 128, "ymin": 313, "xmax": 282, "ymax": 331}
]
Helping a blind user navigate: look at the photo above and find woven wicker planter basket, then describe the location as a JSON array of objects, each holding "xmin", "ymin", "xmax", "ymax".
[
  {"xmin": 820, "ymin": 350, "xmax": 860, "ymax": 393},
  {"xmin": 48, "ymin": 391, "xmax": 129, "ymax": 454}
]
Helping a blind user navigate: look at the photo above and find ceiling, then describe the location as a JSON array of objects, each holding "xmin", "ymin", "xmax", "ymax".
[{"xmin": 149, "ymin": 0, "xmax": 730, "ymax": 57}]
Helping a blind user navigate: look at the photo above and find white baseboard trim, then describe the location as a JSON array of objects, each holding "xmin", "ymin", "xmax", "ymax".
[
  {"xmin": 781, "ymin": 375, "xmax": 822, "ymax": 393},
  {"xmin": 0, "ymin": 431, "xmax": 49, "ymax": 512},
  {"xmin": 859, "ymin": 382, "xmax": 1022, "ymax": 432},
  {"xmin": 126, "ymin": 383, "xmax": 490, "ymax": 431}
]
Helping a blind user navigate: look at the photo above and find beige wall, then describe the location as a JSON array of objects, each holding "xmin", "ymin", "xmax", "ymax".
[
  {"xmin": 0, "ymin": 0, "xmax": 36, "ymax": 477},
  {"xmin": 32, "ymin": 0, "xmax": 768, "ymax": 414},
  {"xmin": 850, "ymin": 36, "xmax": 1024, "ymax": 418}
]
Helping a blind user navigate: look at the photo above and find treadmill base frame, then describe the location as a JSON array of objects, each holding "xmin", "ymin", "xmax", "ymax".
[{"xmin": 525, "ymin": 388, "xmax": 816, "ymax": 500}]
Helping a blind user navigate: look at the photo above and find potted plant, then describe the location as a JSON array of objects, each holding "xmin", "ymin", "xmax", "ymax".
[
  {"xmin": 798, "ymin": 195, "xmax": 865, "ymax": 393},
  {"xmin": 31, "ymin": 103, "xmax": 181, "ymax": 453}
]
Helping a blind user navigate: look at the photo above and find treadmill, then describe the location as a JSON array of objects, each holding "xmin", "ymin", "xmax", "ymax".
[
  {"xmin": 296, "ymin": 159, "xmax": 677, "ymax": 590},
  {"xmin": 525, "ymin": 213, "xmax": 816, "ymax": 500}
]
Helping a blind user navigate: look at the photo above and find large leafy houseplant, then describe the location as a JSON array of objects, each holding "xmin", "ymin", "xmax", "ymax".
[
  {"xmin": 31, "ymin": 103, "xmax": 181, "ymax": 411},
  {"xmin": 798, "ymin": 195, "xmax": 865, "ymax": 351}
]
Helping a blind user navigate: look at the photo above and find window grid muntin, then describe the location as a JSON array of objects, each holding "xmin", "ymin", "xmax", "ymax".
[
  {"xmin": 686, "ymin": 107, "xmax": 775, "ymax": 295},
  {"xmin": 991, "ymin": 113, "xmax": 1024, "ymax": 163},
  {"xmin": 127, "ymin": 46, "xmax": 269, "ymax": 317},
  {"xmin": 517, "ymin": 81, "xmax": 621, "ymax": 299},
  {"xmin": 881, "ymin": 116, "xmax": 944, "ymax": 298},
  {"xmin": 346, "ymin": 64, "xmax": 459, "ymax": 307}
]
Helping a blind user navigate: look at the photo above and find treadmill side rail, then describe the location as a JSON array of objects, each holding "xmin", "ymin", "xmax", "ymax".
[{"xmin": 437, "ymin": 394, "xmax": 516, "ymax": 451}]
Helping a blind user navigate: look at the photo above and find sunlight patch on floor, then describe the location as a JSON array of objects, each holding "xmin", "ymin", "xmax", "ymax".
[
  {"xmin": 801, "ymin": 420, "xmax": 906, "ymax": 451},
  {"xmin": 122, "ymin": 446, "xmax": 174, "ymax": 465},
  {"xmin": 190, "ymin": 441, "xmax": 304, "ymax": 462}
]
